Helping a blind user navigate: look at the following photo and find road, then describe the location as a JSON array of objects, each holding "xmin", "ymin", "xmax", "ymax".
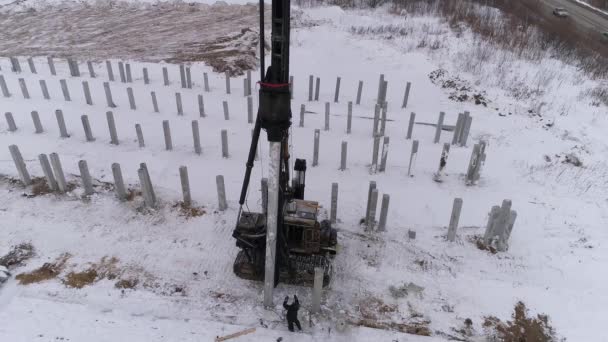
[{"xmin": 539, "ymin": 0, "xmax": 608, "ymax": 33}]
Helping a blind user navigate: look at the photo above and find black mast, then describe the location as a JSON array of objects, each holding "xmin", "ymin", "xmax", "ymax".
[{"xmin": 238, "ymin": 0, "xmax": 292, "ymax": 207}]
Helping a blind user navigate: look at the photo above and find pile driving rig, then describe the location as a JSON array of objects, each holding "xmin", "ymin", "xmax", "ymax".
[{"xmin": 231, "ymin": 0, "xmax": 337, "ymax": 295}]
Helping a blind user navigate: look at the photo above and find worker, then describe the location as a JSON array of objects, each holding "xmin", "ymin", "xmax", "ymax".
[{"xmin": 283, "ymin": 295, "xmax": 302, "ymax": 332}]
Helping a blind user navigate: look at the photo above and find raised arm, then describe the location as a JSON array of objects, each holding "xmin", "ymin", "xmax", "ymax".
[
  {"xmin": 283, "ymin": 296, "xmax": 289, "ymax": 310},
  {"xmin": 293, "ymin": 295, "xmax": 299, "ymax": 310}
]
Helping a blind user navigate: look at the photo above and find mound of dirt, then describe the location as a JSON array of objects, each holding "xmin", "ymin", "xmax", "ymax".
[{"xmin": 483, "ymin": 301, "xmax": 562, "ymax": 342}]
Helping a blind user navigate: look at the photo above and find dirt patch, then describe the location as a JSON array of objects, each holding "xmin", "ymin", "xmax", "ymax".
[
  {"xmin": 352, "ymin": 296, "xmax": 430, "ymax": 336},
  {"xmin": 563, "ymin": 153, "xmax": 583, "ymax": 167},
  {"xmin": 429, "ymin": 69, "xmax": 489, "ymax": 106},
  {"xmin": 94, "ymin": 256, "xmax": 121, "ymax": 279},
  {"xmin": 469, "ymin": 235, "xmax": 497, "ymax": 254},
  {"xmin": 0, "ymin": 1, "xmax": 266, "ymax": 75},
  {"xmin": 64, "ymin": 256, "xmax": 120, "ymax": 289},
  {"xmin": 0, "ymin": 242, "xmax": 35, "ymax": 269},
  {"xmin": 30, "ymin": 177, "xmax": 53, "ymax": 196},
  {"xmin": 167, "ymin": 27, "xmax": 260, "ymax": 76},
  {"xmin": 0, "ymin": 175, "xmax": 78, "ymax": 197},
  {"xmin": 353, "ymin": 318, "xmax": 431, "ymax": 336},
  {"xmin": 172, "ymin": 202, "xmax": 206, "ymax": 218},
  {"xmin": 125, "ymin": 189, "xmax": 142, "ymax": 202},
  {"xmin": 25, "ymin": 177, "xmax": 79, "ymax": 197},
  {"xmin": 115, "ymin": 278, "xmax": 138, "ymax": 289},
  {"xmin": 65, "ymin": 256, "xmax": 159, "ymax": 291},
  {"xmin": 64, "ymin": 269, "xmax": 98, "ymax": 289},
  {"xmin": 483, "ymin": 301, "xmax": 562, "ymax": 341},
  {"xmin": 210, "ymin": 291, "xmax": 239, "ymax": 303},
  {"xmin": 15, "ymin": 253, "xmax": 71, "ymax": 285},
  {"xmin": 359, "ymin": 297, "xmax": 398, "ymax": 319},
  {"xmin": 113, "ymin": 261, "xmax": 156, "ymax": 291},
  {"xmin": 12, "ymin": 252, "xmax": 156, "ymax": 291}
]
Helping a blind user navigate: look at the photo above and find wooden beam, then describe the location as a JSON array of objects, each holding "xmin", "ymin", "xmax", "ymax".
[{"xmin": 215, "ymin": 327, "xmax": 256, "ymax": 342}]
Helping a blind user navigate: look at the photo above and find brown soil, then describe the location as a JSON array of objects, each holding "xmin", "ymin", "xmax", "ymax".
[
  {"xmin": 63, "ymin": 256, "xmax": 121, "ymax": 289},
  {"xmin": 469, "ymin": 235, "xmax": 497, "ymax": 254},
  {"xmin": 483, "ymin": 301, "xmax": 561, "ymax": 342},
  {"xmin": 63, "ymin": 256, "xmax": 158, "ymax": 290},
  {"xmin": 354, "ymin": 318, "xmax": 431, "ymax": 336},
  {"xmin": 173, "ymin": 202, "xmax": 206, "ymax": 218},
  {"xmin": 115, "ymin": 278, "xmax": 138, "ymax": 289},
  {"xmin": 167, "ymin": 28, "xmax": 260, "ymax": 76},
  {"xmin": 15, "ymin": 253, "xmax": 71, "ymax": 285},
  {"xmin": 359, "ymin": 297, "xmax": 397, "ymax": 320},
  {"xmin": 210, "ymin": 291, "xmax": 238, "ymax": 303},
  {"xmin": 125, "ymin": 189, "xmax": 142, "ymax": 202},
  {"xmin": 52, "ymin": 256, "xmax": 122, "ymax": 289},
  {"xmin": 0, "ymin": 242, "xmax": 35, "ymax": 269},
  {"xmin": 64, "ymin": 269, "xmax": 98, "ymax": 289},
  {"xmin": 30, "ymin": 177, "xmax": 53, "ymax": 196},
  {"xmin": 28, "ymin": 177, "xmax": 79, "ymax": 197},
  {"xmin": 0, "ymin": 2, "xmax": 266, "ymax": 75}
]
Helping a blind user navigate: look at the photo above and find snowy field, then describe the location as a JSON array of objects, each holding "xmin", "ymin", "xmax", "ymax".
[{"xmin": 1, "ymin": 2, "xmax": 607, "ymax": 341}]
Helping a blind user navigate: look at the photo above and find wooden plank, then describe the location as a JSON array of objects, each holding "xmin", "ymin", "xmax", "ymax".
[{"xmin": 215, "ymin": 327, "xmax": 256, "ymax": 342}]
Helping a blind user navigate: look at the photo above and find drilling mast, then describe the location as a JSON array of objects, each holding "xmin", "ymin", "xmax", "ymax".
[
  {"xmin": 237, "ymin": 0, "xmax": 291, "ymax": 307},
  {"xmin": 233, "ymin": 0, "xmax": 336, "ymax": 307}
]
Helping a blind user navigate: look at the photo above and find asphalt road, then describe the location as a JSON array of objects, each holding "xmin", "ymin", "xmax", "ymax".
[{"xmin": 539, "ymin": 0, "xmax": 608, "ymax": 33}]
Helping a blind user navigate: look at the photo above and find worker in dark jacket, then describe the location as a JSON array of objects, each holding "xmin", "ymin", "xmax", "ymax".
[{"xmin": 283, "ymin": 295, "xmax": 302, "ymax": 332}]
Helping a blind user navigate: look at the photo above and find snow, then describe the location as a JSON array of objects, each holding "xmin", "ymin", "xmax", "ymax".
[
  {"xmin": 0, "ymin": 2, "xmax": 607, "ymax": 341},
  {"xmin": 3, "ymin": 296, "xmax": 438, "ymax": 341}
]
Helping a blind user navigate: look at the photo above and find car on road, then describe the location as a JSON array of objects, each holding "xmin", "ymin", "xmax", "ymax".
[
  {"xmin": 553, "ymin": 7, "xmax": 569, "ymax": 18},
  {"xmin": 602, "ymin": 31, "xmax": 608, "ymax": 43}
]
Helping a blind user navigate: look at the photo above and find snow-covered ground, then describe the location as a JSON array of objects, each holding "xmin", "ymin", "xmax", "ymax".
[{"xmin": 1, "ymin": 2, "xmax": 607, "ymax": 341}]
